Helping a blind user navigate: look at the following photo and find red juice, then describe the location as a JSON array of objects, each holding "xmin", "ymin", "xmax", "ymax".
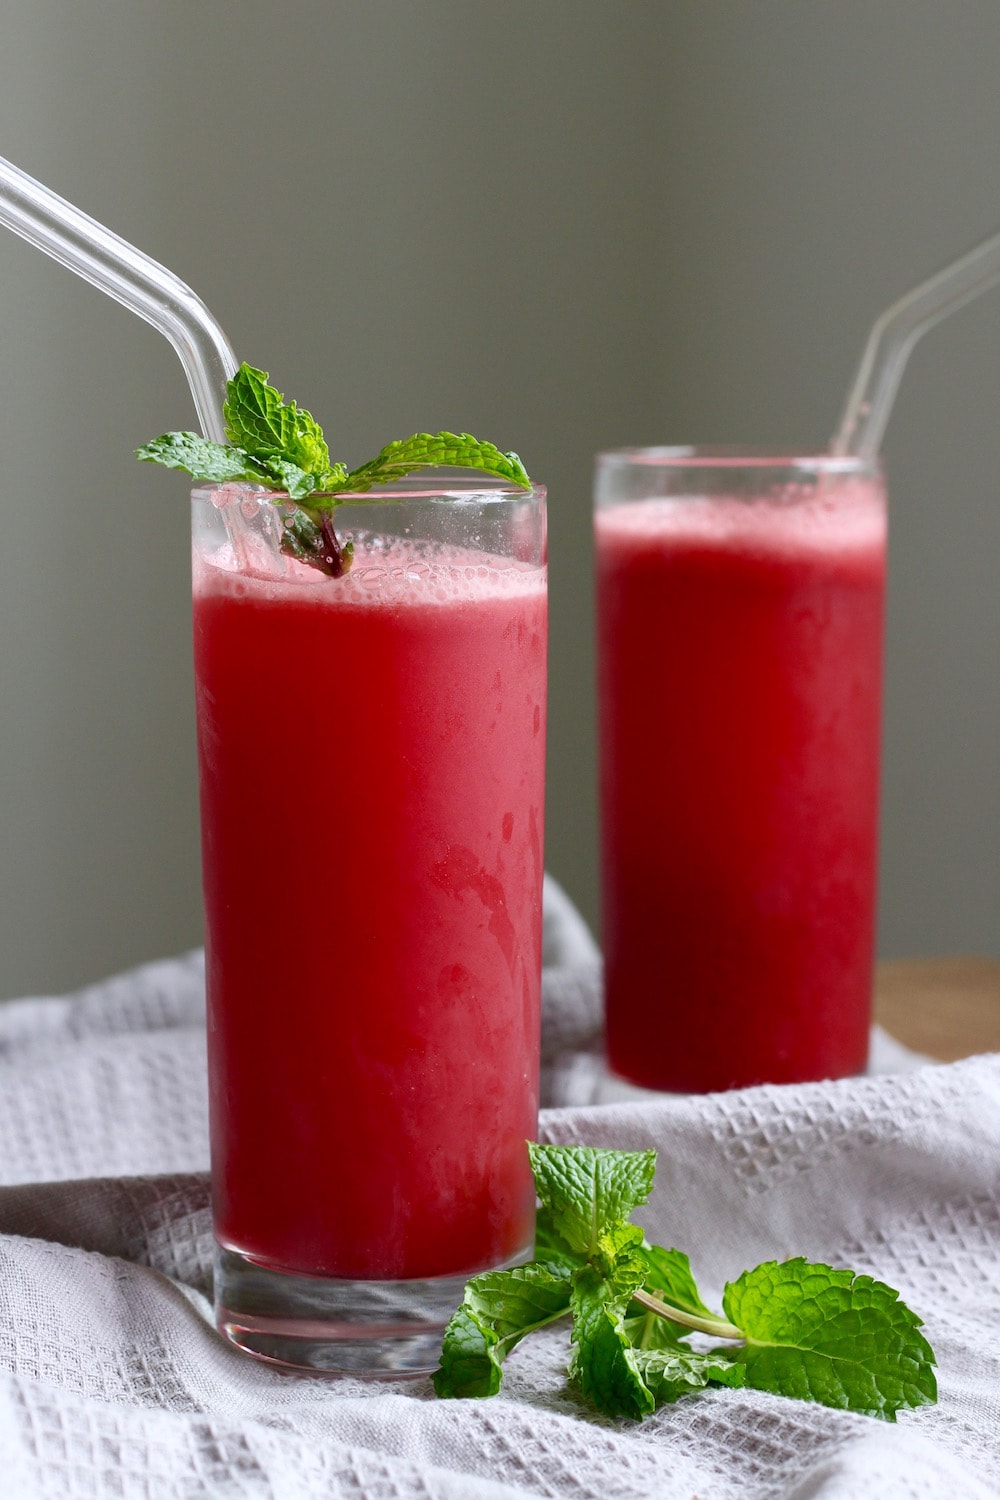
[
  {"xmin": 194, "ymin": 531, "xmax": 546, "ymax": 1281},
  {"xmin": 596, "ymin": 471, "xmax": 886, "ymax": 1092}
]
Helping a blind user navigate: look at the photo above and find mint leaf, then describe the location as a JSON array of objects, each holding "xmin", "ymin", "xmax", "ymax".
[
  {"xmin": 600, "ymin": 1219, "xmax": 647, "ymax": 1265},
  {"xmin": 340, "ymin": 432, "xmax": 530, "ymax": 493},
  {"xmin": 534, "ymin": 1205, "xmax": 584, "ymax": 1273},
  {"xmin": 724, "ymin": 1259, "xmax": 938, "ymax": 1421},
  {"xmin": 260, "ymin": 455, "xmax": 348, "ymax": 503},
  {"xmin": 570, "ymin": 1303, "xmax": 654, "ymax": 1420},
  {"xmin": 135, "ymin": 432, "xmax": 272, "ymax": 486},
  {"xmin": 622, "ymin": 1306, "xmax": 687, "ymax": 1351},
  {"xmin": 636, "ymin": 1346, "xmax": 746, "ymax": 1403},
  {"xmin": 569, "ymin": 1245, "xmax": 654, "ymax": 1420},
  {"xmin": 279, "ymin": 509, "xmax": 354, "ymax": 579},
  {"xmin": 527, "ymin": 1143, "xmax": 656, "ymax": 1260},
  {"xmin": 433, "ymin": 1262, "xmax": 571, "ymax": 1399},
  {"xmin": 223, "ymin": 364, "xmax": 333, "ymax": 480},
  {"xmin": 278, "ymin": 508, "xmax": 323, "ymax": 565},
  {"xmin": 641, "ymin": 1245, "xmax": 718, "ymax": 1321}
]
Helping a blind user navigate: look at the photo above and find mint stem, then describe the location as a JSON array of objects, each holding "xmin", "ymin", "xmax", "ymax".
[
  {"xmin": 631, "ymin": 1288, "xmax": 742, "ymax": 1342},
  {"xmin": 319, "ymin": 511, "xmax": 350, "ymax": 578}
]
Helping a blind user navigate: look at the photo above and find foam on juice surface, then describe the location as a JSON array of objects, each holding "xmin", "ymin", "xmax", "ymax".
[
  {"xmin": 194, "ymin": 534, "xmax": 546, "ymax": 609},
  {"xmin": 595, "ymin": 478, "xmax": 886, "ymax": 564}
]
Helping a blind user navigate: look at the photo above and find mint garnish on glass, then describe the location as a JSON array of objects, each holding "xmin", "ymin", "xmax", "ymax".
[
  {"xmin": 433, "ymin": 1144, "xmax": 937, "ymax": 1423},
  {"xmin": 137, "ymin": 362, "xmax": 531, "ymax": 578}
]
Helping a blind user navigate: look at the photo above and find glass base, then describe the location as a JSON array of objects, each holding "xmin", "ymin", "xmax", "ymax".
[{"xmin": 214, "ymin": 1242, "xmax": 530, "ymax": 1377}]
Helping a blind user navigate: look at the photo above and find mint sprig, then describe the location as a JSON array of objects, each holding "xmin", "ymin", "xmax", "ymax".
[
  {"xmin": 433, "ymin": 1144, "xmax": 937, "ymax": 1424},
  {"xmin": 137, "ymin": 363, "xmax": 531, "ymax": 578}
]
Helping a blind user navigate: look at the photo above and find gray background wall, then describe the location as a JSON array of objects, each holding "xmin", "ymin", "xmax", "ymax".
[{"xmin": 0, "ymin": 1, "xmax": 996, "ymax": 1001}]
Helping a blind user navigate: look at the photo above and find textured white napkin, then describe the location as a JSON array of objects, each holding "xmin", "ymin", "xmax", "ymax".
[{"xmin": 0, "ymin": 879, "xmax": 996, "ymax": 1499}]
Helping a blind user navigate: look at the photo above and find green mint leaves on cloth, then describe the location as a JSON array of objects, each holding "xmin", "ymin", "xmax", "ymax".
[{"xmin": 434, "ymin": 1144, "xmax": 937, "ymax": 1423}]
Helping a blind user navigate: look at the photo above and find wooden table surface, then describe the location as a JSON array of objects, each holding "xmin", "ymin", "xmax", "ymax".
[{"xmin": 875, "ymin": 956, "xmax": 1000, "ymax": 1061}]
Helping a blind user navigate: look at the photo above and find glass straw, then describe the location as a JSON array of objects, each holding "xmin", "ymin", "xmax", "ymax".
[
  {"xmin": 0, "ymin": 155, "xmax": 237, "ymax": 442},
  {"xmin": 833, "ymin": 229, "xmax": 1000, "ymax": 460}
]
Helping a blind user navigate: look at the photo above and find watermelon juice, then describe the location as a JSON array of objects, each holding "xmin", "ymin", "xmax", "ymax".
[
  {"xmin": 193, "ymin": 484, "xmax": 546, "ymax": 1300},
  {"xmin": 595, "ymin": 454, "xmax": 885, "ymax": 1092}
]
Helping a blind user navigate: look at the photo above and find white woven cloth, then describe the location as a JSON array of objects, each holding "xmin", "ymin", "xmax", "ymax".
[{"xmin": 0, "ymin": 880, "xmax": 997, "ymax": 1499}]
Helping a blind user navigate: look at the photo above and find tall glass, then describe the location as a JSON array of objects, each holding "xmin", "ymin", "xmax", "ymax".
[
  {"xmin": 193, "ymin": 476, "xmax": 547, "ymax": 1374},
  {"xmin": 595, "ymin": 450, "xmax": 885, "ymax": 1093}
]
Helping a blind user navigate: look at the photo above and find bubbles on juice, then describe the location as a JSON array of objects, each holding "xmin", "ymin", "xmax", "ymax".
[
  {"xmin": 195, "ymin": 533, "xmax": 545, "ymax": 608},
  {"xmin": 596, "ymin": 478, "xmax": 886, "ymax": 562}
]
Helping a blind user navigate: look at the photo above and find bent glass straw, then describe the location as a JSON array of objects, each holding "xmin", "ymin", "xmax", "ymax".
[
  {"xmin": 833, "ymin": 229, "xmax": 1000, "ymax": 460},
  {"xmin": 0, "ymin": 155, "xmax": 237, "ymax": 442}
]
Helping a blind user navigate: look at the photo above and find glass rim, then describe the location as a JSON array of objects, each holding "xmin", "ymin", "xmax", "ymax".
[
  {"xmin": 192, "ymin": 474, "xmax": 546, "ymax": 507},
  {"xmin": 594, "ymin": 445, "xmax": 880, "ymax": 475}
]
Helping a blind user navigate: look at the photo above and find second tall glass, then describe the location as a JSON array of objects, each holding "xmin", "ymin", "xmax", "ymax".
[
  {"xmin": 194, "ymin": 476, "xmax": 547, "ymax": 1374},
  {"xmin": 595, "ymin": 450, "xmax": 886, "ymax": 1093}
]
